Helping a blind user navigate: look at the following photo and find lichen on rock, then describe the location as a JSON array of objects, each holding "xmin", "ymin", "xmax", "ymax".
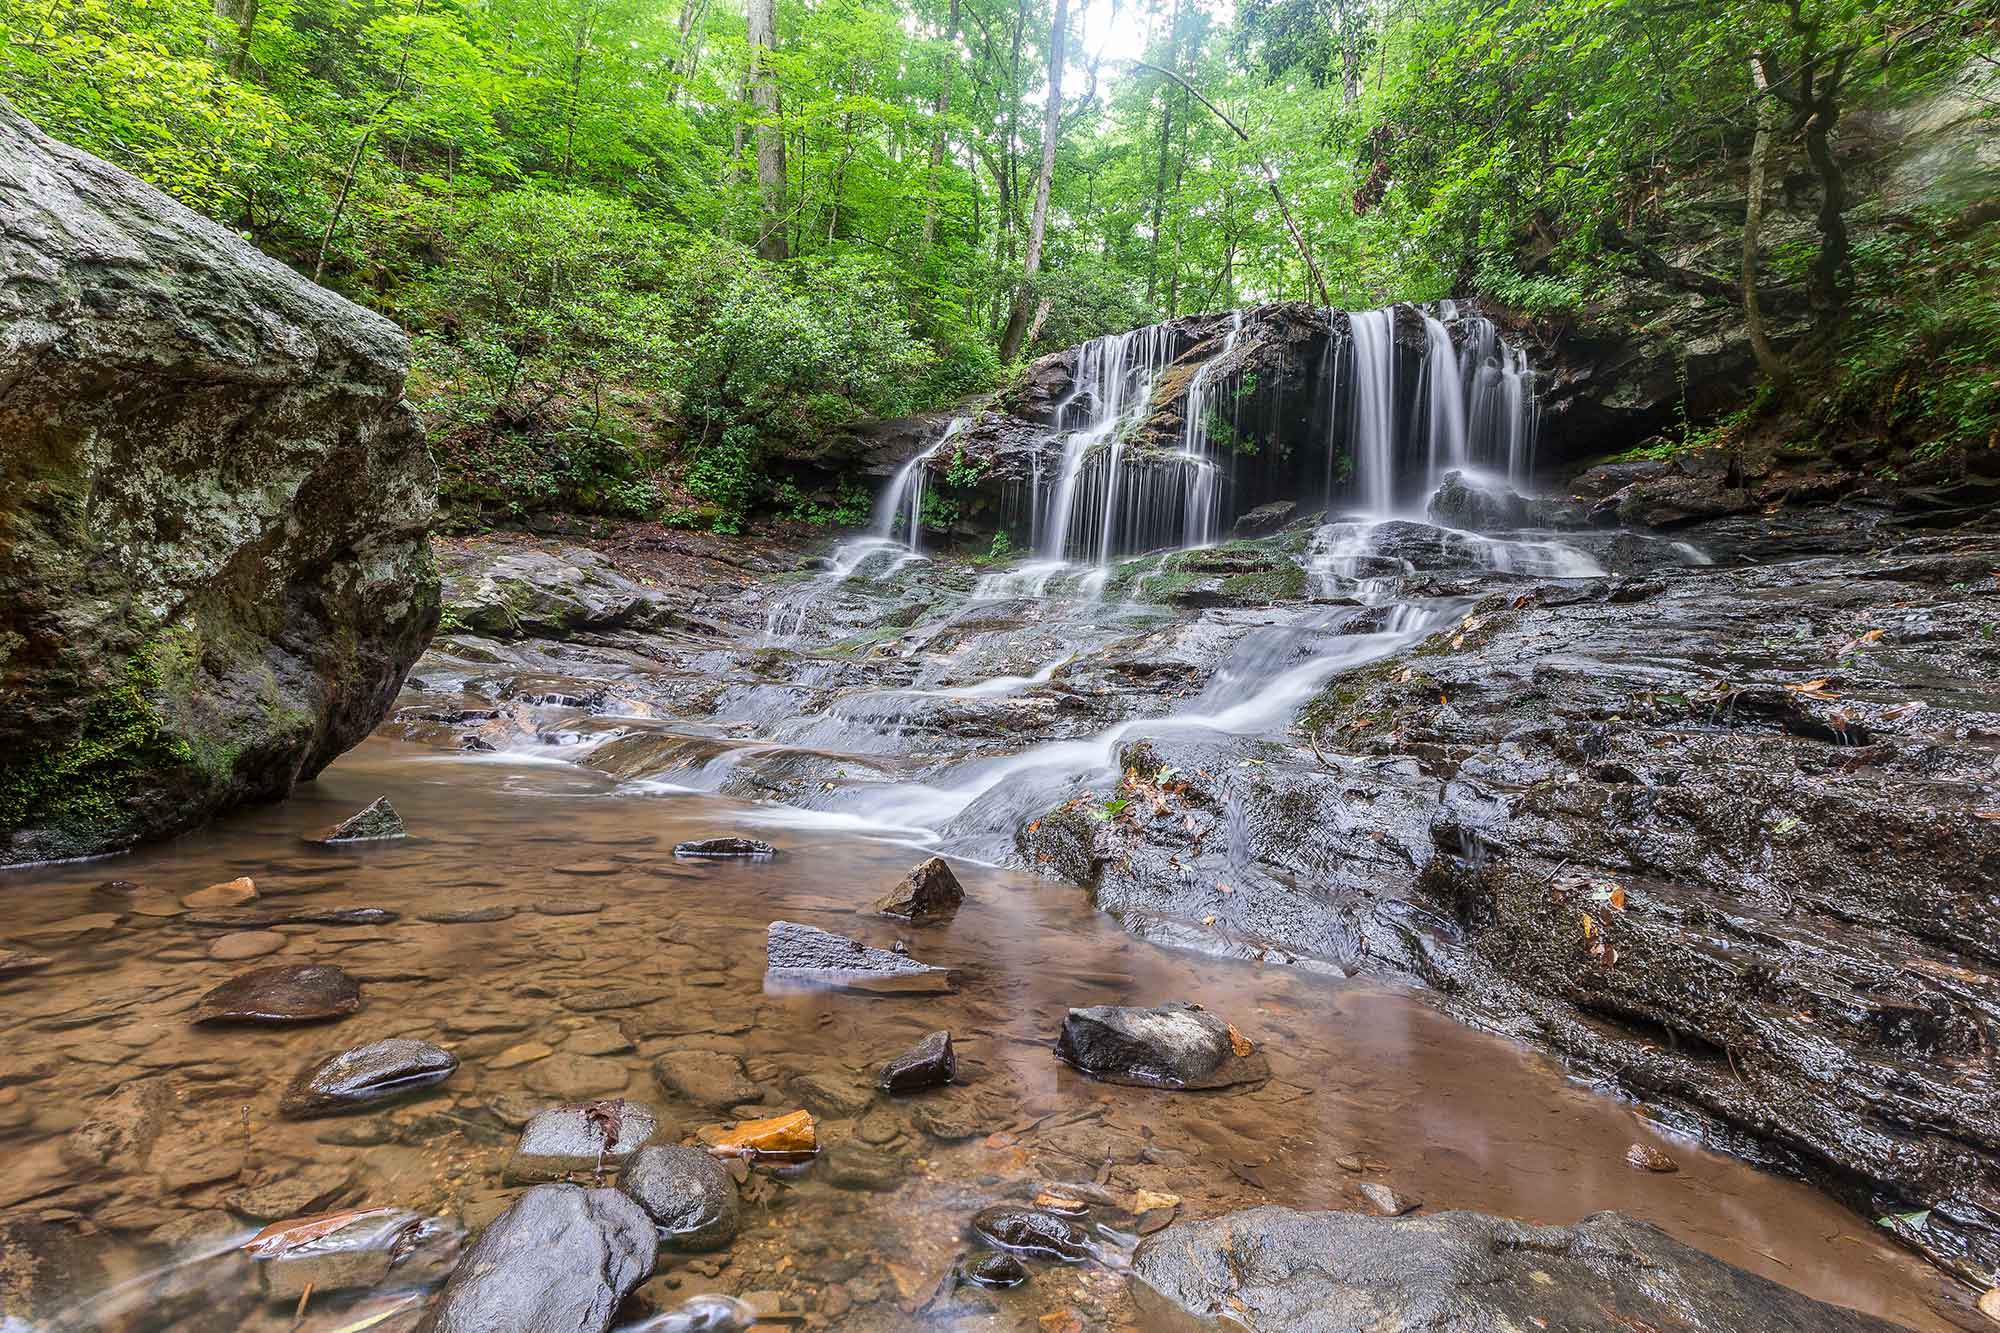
[{"xmin": 0, "ymin": 101, "xmax": 438, "ymax": 864}]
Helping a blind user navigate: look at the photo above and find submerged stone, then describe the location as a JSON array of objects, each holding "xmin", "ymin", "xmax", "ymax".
[
  {"xmin": 507, "ymin": 1100, "xmax": 663, "ymax": 1183},
  {"xmin": 1054, "ymin": 1002, "xmax": 1269, "ymax": 1090},
  {"xmin": 305, "ymin": 796, "xmax": 407, "ymax": 845},
  {"xmin": 879, "ymin": 1030, "xmax": 956, "ymax": 1094},
  {"xmin": 619, "ymin": 1145, "xmax": 741, "ymax": 1251},
  {"xmin": 191, "ymin": 965, "xmax": 362, "ymax": 1025},
  {"xmin": 765, "ymin": 920, "xmax": 953, "ymax": 995},
  {"xmin": 674, "ymin": 836, "xmax": 778, "ymax": 859},
  {"xmin": 280, "ymin": 1038, "xmax": 458, "ymax": 1117},
  {"xmin": 968, "ymin": 1205, "xmax": 1092, "ymax": 1263},
  {"xmin": 414, "ymin": 1184, "xmax": 657, "ymax": 1333},
  {"xmin": 654, "ymin": 1051, "xmax": 763, "ymax": 1109},
  {"xmin": 181, "ymin": 877, "xmax": 258, "ymax": 910},
  {"xmin": 873, "ymin": 857, "xmax": 965, "ymax": 921},
  {"xmin": 1130, "ymin": 1207, "xmax": 1909, "ymax": 1332}
]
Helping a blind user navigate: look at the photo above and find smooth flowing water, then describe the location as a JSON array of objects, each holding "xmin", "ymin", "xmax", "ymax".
[{"xmin": 0, "ymin": 742, "xmax": 1959, "ymax": 1330}]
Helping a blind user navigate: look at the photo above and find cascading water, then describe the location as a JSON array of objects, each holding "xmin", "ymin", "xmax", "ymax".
[
  {"xmin": 1178, "ymin": 308, "xmax": 1246, "ymax": 548},
  {"xmin": 1344, "ymin": 308, "xmax": 1400, "ymax": 515},
  {"xmin": 761, "ymin": 415, "xmax": 968, "ymax": 642},
  {"xmin": 1422, "ymin": 313, "xmax": 1470, "ymax": 483}
]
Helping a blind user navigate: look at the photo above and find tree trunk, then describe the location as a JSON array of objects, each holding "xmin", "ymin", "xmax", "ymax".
[
  {"xmin": 1800, "ymin": 59, "xmax": 1854, "ymax": 330},
  {"xmin": 1145, "ymin": 0, "xmax": 1185, "ymax": 307},
  {"xmin": 746, "ymin": 0, "xmax": 788, "ymax": 261},
  {"xmin": 1743, "ymin": 56, "xmax": 1787, "ymax": 385},
  {"xmin": 920, "ymin": 0, "xmax": 961, "ymax": 250},
  {"xmin": 230, "ymin": 0, "xmax": 258, "ymax": 76},
  {"xmin": 998, "ymin": 0, "xmax": 1067, "ymax": 363}
]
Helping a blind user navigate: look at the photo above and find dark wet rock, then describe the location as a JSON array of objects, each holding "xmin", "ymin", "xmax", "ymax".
[
  {"xmin": 619, "ymin": 1145, "xmax": 741, "ymax": 1251},
  {"xmin": 245, "ymin": 1206, "xmax": 464, "ymax": 1302},
  {"xmin": 1055, "ymin": 1002, "xmax": 1269, "ymax": 1090},
  {"xmin": 1129, "ymin": 1207, "xmax": 1908, "ymax": 1332},
  {"xmin": 765, "ymin": 920, "xmax": 954, "ymax": 994},
  {"xmin": 279, "ymin": 1038, "xmax": 458, "ymax": 1117},
  {"xmin": 1426, "ymin": 470, "xmax": 1530, "ymax": 532},
  {"xmin": 961, "ymin": 1251, "xmax": 1028, "ymax": 1289},
  {"xmin": 304, "ymin": 796, "xmax": 407, "ymax": 845},
  {"xmin": 654, "ymin": 1051, "xmax": 763, "ymax": 1109},
  {"xmin": 420, "ymin": 906, "xmax": 516, "ymax": 924},
  {"xmin": 507, "ymin": 1100, "xmax": 663, "ymax": 1183},
  {"xmin": 191, "ymin": 964, "xmax": 362, "ymax": 1025},
  {"xmin": 0, "ymin": 105, "xmax": 437, "ymax": 868},
  {"xmin": 873, "ymin": 857, "xmax": 964, "ymax": 921},
  {"xmin": 969, "ymin": 1205, "xmax": 1092, "ymax": 1263},
  {"xmin": 1232, "ymin": 500, "xmax": 1299, "ymax": 539},
  {"xmin": 62, "ymin": 1079, "xmax": 172, "ymax": 1173},
  {"xmin": 879, "ymin": 1030, "xmax": 956, "ymax": 1094},
  {"xmin": 414, "ymin": 1184, "xmax": 658, "ymax": 1333},
  {"xmin": 674, "ymin": 836, "xmax": 778, "ymax": 859}
]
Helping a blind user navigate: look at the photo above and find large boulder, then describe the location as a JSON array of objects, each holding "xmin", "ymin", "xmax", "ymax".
[
  {"xmin": 1130, "ymin": 1207, "xmax": 1909, "ymax": 1332},
  {"xmin": 414, "ymin": 1184, "xmax": 657, "ymax": 1333},
  {"xmin": 0, "ymin": 102, "xmax": 438, "ymax": 866}
]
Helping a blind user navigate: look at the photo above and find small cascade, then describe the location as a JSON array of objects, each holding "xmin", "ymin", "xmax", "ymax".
[
  {"xmin": 1178, "ymin": 308, "xmax": 1246, "ymax": 548},
  {"xmin": 1037, "ymin": 325, "xmax": 1175, "ymax": 563},
  {"xmin": 1422, "ymin": 313, "xmax": 1470, "ymax": 483},
  {"xmin": 877, "ymin": 416, "xmax": 969, "ymax": 555},
  {"xmin": 761, "ymin": 416, "xmax": 969, "ymax": 643},
  {"xmin": 1345, "ymin": 308, "xmax": 1399, "ymax": 514},
  {"xmin": 1460, "ymin": 316, "xmax": 1539, "ymax": 489}
]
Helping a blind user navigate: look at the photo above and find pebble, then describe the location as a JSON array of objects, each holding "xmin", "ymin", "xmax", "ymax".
[
  {"xmin": 491, "ymin": 1041, "xmax": 555, "ymax": 1070},
  {"xmin": 209, "ymin": 931, "xmax": 288, "ymax": 961},
  {"xmin": 180, "ymin": 877, "xmax": 257, "ymax": 909}
]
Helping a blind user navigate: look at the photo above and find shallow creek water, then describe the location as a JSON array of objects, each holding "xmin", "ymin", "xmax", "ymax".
[{"xmin": 0, "ymin": 738, "xmax": 1962, "ymax": 1330}]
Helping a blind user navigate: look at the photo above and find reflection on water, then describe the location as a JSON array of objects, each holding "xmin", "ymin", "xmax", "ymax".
[{"xmin": 0, "ymin": 740, "xmax": 1957, "ymax": 1330}]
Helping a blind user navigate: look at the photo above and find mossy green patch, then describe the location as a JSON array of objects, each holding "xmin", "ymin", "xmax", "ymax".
[{"xmin": 0, "ymin": 644, "xmax": 199, "ymax": 851}]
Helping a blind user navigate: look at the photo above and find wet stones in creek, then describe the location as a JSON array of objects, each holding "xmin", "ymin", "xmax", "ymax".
[
  {"xmin": 304, "ymin": 796, "xmax": 407, "ymax": 845},
  {"xmin": 279, "ymin": 1039, "xmax": 458, "ymax": 1117},
  {"xmin": 674, "ymin": 837, "xmax": 778, "ymax": 860},
  {"xmin": 765, "ymin": 921, "xmax": 954, "ymax": 995},
  {"xmin": 962, "ymin": 1252, "xmax": 1028, "ymax": 1289},
  {"xmin": 1128, "ymin": 1207, "xmax": 1911, "ymax": 1333},
  {"xmin": 414, "ymin": 1184, "xmax": 658, "ymax": 1333},
  {"xmin": 1054, "ymin": 1002, "xmax": 1269, "ymax": 1090},
  {"xmin": 180, "ymin": 876, "xmax": 258, "ymax": 909},
  {"xmin": 969, "ymin": 1205, "xmax": 1093, "ymax": 1263},
  {"xmin": 874, "ymin": 856, "xmax": 964, "ymax": 922},
  {"xmin": 243, "ymin": 1206, "xmax": 463, "ymax": 1302},
  {"xmin": 507, "ymin": 1100, "xmax": 662, "ymax": 1183},
  {"xmin": 191, "ymin": 965, "xmax": 362, "ymax": 1025},
  {"xmin": 619, "ymin": 1145, "xmax": 741, "ymax": 1251},
  {"xmin": 879, "ymin": 1030, "xmax": 956, "ymax": 1094},
  {"xmin": 654, "ymin": 1051, "xmax": 764, "ymax": 1110}
]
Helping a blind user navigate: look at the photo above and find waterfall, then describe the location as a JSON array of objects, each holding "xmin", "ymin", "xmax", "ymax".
[
  {"xmin": 1178, "ymin": 308, "xmax": 1245, "ymax": 548},
  {"xmin": 1036, "ymin": 325, "xmax": 1175, "ymax": 563},
  {"xmin": 1346, "ymin": 308, "xmax": 1398, "ymax": 515},
  {"xmin": 1422, "ymin": 314, "xmax": 1469, "ymax": 484},
  {"xmin": 876, "ymin": 416, "xmax": 969, "ymax": 555},
  {"xmin": 1460, "ymin": 315, "xmax": 1539, "ymax": 489}
]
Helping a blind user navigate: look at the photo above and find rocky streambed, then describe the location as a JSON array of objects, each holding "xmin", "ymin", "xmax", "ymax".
[{"xmin": 5, "ymin": 482, "xmax": 1993, "ymax": 1331}]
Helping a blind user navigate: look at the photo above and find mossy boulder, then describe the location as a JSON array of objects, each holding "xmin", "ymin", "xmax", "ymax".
[{"xmin": 0, "ymin": 102, "xmax": 438, "ymax": 865}]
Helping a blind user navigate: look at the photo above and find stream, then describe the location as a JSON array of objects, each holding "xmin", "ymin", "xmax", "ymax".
[{"xmin": 1, "ymin": 304, "xmax": 1985, "ymax": 1330}]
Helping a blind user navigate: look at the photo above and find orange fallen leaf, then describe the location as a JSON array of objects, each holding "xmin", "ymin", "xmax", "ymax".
[
  {"xmin": 1226, "ymin": 1024, "xmax": 1254, "ymax": 1058},
  {"xmin": 1975, "ymin": 811, "xmax": 2000, "ymax": 821},
  {"xmin": 1787, "ymin": 678, "xmax": 1832, "ymax": 694},
  {"xmin": 1609, "ymin": 887, "xmax": 1627, "ymax": 911},
  {"xmin": 1040, "ymin": 1312, "xmax": 1085, "ymax": 1333},
  {"xmin": 984, "ymin": 1131, "xmax": 1019, "ymax": 1149},
  {"xmin": 704, "ymin": 1109, "xmax": 816, "ymax": 1158}
]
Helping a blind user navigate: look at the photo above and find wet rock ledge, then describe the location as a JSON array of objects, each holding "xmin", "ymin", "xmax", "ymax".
[{"xmin": 0, "ymin": 102, "xmax": 438, "ymax": 866}]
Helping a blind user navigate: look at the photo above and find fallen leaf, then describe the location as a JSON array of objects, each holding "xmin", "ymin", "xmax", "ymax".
[
  {"xmin": 1225, "ymin": 1024, "xmax": 1254, "ymax": 1058},
  {"xmin": 1975, "ymin": 811, "xmax": 2000, "ymax": 821},
  {"xmin": 242, "ymin": 1207, "xmax": 400, "ymax": 1258},
  {"xmin": 703, "ymin": 1109, "xmax": 817, "ymax": 1159},
  {"xmin": 1976, "ymin": 1287, "xmax": 1999, "ymax": 1323},
  {"xmin": 1609, "ymin": 887, "xmax": 1627, "ymax": 911},
  {"xmin": 1625, "ymin": 1142, "xmax": 1678, "ymax": 1173},
  {"xmin": 1039, "ymin": 1313, "xmax": 1085, "ymax": 1333}
]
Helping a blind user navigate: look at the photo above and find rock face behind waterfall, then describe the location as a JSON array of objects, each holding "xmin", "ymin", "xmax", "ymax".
[{"xmin": 0, "ymin": 102, "xmax": 438, "ymax": 865}]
